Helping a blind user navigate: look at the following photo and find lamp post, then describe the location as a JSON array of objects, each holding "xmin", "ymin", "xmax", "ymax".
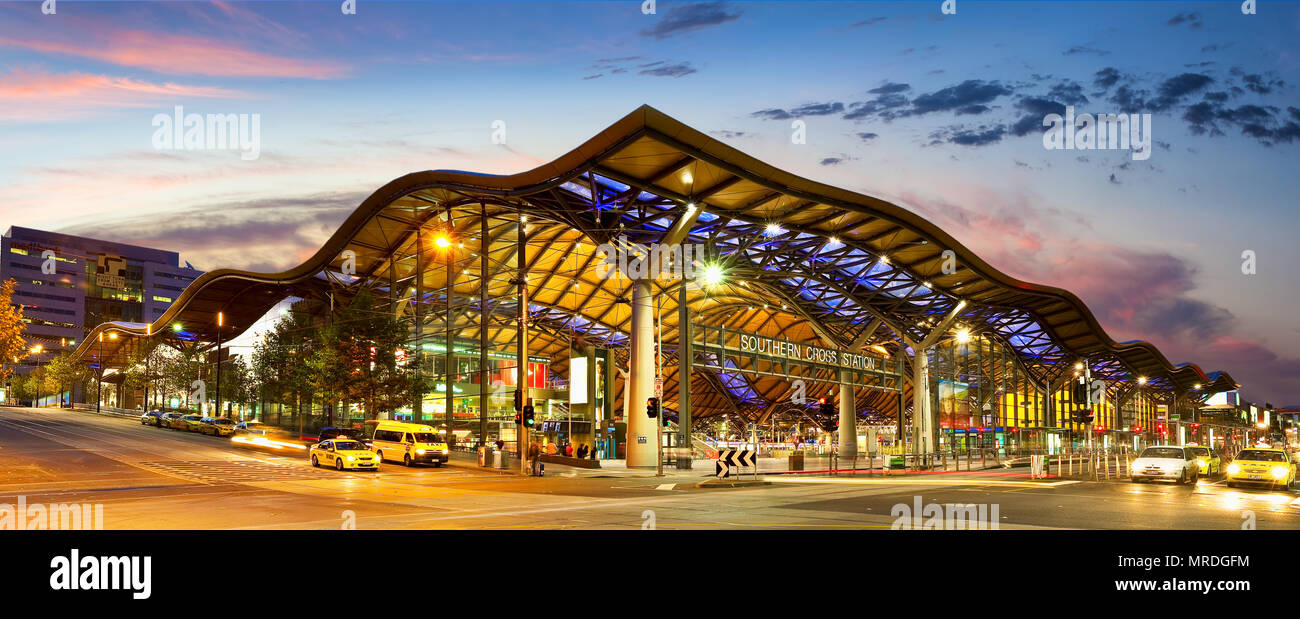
[
  {"xmin": 96, "ymin": 332, "xmax": 104, "ymax": 413},
  {"xmin": 215, "ymin": 312, "xmax": 224, "ymax": 418},
  {"xmin": 30, "ymin": 345, "xmax": 43, "ymax": 407}
]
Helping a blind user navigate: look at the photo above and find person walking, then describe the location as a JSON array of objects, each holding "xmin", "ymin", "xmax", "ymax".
[{"xmin": 527, "ymin": 441, "xmax": 541, "ymax": 476}]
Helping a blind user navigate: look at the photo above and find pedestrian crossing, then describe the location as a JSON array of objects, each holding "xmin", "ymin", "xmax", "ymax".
[{"xmin": 136, "ymin": 459, "xmax": 368, "ymax": 484}]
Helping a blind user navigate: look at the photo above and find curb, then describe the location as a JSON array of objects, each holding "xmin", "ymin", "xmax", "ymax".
[{"xmin": 695, "ymin": 479, "xmax": 772, "ymax": 488}]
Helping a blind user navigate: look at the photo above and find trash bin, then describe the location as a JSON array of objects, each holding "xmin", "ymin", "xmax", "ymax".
[
  {"xmin": 479, "ymin": 447, "xmax": 492, "ymax": 467},
  {"xmin": 889, "ymin": 455, "xmax": 905, "ymax": 469},
  {"xmin": 788, "ymin": 450, "xmax": 804, "ymax": 471},
  {"xmin": 495, "ymin": 450, "xmax": 510, "ymax": 469}
]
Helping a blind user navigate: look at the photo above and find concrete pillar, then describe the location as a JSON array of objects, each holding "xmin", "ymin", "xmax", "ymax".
[
  {"xmin": 677, "ymin": 282, "xmax": 692, "ymax": 469},
  {"xmin": 626, "ymin": 278, "xmax": 656, "ymax": 467},
  {"xmin": 838, "ymin": 369, "xmax": 856, "ymax": 458},
  {"xmin": 914, "ymin": 347, "xmax": 934, "ymax": 453}
]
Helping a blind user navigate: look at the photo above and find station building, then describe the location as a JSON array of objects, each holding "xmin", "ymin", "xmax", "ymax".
[
  {"xmin": 68, "ymin": 106, "xmax": 1250, "ymax": 465},
  {"xmin": 2, "ymin": 226, "xmax": 201, "ymax": 377}
]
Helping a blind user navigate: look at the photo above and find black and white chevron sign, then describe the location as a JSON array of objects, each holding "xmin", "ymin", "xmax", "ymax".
[{"xmin": 715, "ymin": 449, "xmax": 756, "ymax": 478}]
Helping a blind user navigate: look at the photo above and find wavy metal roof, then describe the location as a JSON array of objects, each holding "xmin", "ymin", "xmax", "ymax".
[{"xmin": 71, "ymin": 105, "xmax": 1235, "ymax": 418}]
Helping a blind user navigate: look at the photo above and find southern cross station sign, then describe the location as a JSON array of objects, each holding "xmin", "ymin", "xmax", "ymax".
[
  {"xmin": 737, "ymin": 333, "xmax": 883, "ymax": 372},
  {"xmin": 689, "ymin": 325, "xmax": 903, "ymax": 392}
]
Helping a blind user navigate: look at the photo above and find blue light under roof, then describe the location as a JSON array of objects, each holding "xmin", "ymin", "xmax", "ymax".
[
  {"xmin": 559, "ymin": 181, "xmax": 592, "ymax": 201},
  {"xmin": 594, "ymin": 175, "xmax": 630, "ymax": 193}
]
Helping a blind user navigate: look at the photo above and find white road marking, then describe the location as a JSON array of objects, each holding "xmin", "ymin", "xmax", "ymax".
[{"xmin": 767, "ymin": 476, "xmax": 1080, "ymax": 487}]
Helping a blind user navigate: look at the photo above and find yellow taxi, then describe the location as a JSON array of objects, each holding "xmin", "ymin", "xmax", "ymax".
[
  {"xmin": 310, "ymin": 439, "xmax": 381, "ymax": 471},
  {"xmin": 1185, "ymin": 445, "xmax": 1221, "ymax": 476},
  {"xmin": 1226, "ymin": 448, "xmax": 1296, "ymax": 489},
  {"xmin": 179, "ymin": 414, "xmax": 206, "ymax": 432}
]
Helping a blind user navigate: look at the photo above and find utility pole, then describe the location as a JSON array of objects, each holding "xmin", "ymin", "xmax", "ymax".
[
  {"xmin": 656, "ymin": 290, "xmax": 663, "ymax": 477},
  {"xmin": 215, "ymin": 312, "xmax": 223, "ymax": 417},
  {"xmin": 516, "ymin": 214, "xmax": 529, "ymax": 474}
]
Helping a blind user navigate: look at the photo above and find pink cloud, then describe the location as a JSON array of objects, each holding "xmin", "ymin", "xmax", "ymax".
[
  {"xmin": 0, "ymin": 29, "xmax": 346, "ymax": 79},
  {"xmin": 898, "ymin": 186, "xmax": 1300, "ymax": 403},
  {"xmin": 0, "ymin": 68, "xmax": 243, "ymax": 121}
]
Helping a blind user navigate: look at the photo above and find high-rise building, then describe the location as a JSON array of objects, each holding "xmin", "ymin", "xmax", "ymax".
[{"xmin": 1, "ymin": 226, "xmax": 203, "ymax": 374}]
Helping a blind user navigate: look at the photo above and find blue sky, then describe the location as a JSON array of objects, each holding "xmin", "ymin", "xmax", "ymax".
[{"xmin": 0, "ymin": 0, "xmax": 1298, "ymax": 401}]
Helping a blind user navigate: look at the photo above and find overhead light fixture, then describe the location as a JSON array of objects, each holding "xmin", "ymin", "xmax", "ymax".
[
  {"xmin": 699, "ymin": 263, "xmax": 725, "ymax": 287},
  {"xmin": 954, "ymin": 328, "xmax": 971, "ymax": 344},
  {"xmin": 1137, "ymin": 376, "xmax": 1147, "ymax": 385}
]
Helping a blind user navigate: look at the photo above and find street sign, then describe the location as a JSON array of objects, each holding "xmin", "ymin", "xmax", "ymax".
[
  {"xmin": 714, "ymin": 449, "xmax": 756, "ymax": 478},
  {"xmin": 654, "ymin": 377, "xmax": 663, "ymax": 398}
]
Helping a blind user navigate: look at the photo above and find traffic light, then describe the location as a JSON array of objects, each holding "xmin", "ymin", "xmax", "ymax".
[
  {"xmin": 513, "ymin": 389, "xmax": 522, "ymax": 412},
  {"xmin": 1071, "ymin": 379, "xmax": 1087, "ymax": 403},
  {"xmin": 646, "ymin": 397, "xmax": 659, "ymax": 419},
  {"xmin": 1080, "ymin": 409, "xmax": 1093, "ymax": 424},
  {"xmin": 523, "ymin": 404, "xmax": 535, "ymax": 428},
  {"xmin": 514, "ymin": 411, "xmax": 522, "ymax": 425},
  {"xmin": 818, "ymin": 397, "xmax": 835, "ymax": 417}
]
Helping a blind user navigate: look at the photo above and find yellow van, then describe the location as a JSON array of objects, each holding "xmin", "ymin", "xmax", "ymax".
[{"xmin": 371, "ymin": 422, "xmax": 450, "ymax": 467}]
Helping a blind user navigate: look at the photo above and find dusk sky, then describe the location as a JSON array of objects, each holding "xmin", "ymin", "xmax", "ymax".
[{"xmin": 1, "ymin": 0, "xmax": 1298, "ymax": 403}]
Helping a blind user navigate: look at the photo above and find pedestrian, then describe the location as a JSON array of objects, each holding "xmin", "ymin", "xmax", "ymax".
[
  {"xmin": 577, "ymin": 443, "xmax": 588, "ymax": 459},
  {"xmin": 527, "ymin": 441, "xmax": 541, "ymax": 475},
  {"xmin": 565, "ymin": 443, "xmax": 574, "ymax": 457},
  {"xmin": 495, "ymin": 439, "xmax": 504, "ymax": 451}
]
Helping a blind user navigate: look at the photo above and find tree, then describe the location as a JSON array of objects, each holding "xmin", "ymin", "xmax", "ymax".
[
  {"xmin": 0, "ymin": 278, "xmax": 28, "ymax": 386},
  {"xmin": 43, "ymin": 352, "xmax": 87, "ymax": 407},
  {"xmin": 251, "ymin": 310, "xmax": 317, "ymax": 428},
  {"xmin": 313, "ymin": 291, "xmax": 421, "ymax": 421}
]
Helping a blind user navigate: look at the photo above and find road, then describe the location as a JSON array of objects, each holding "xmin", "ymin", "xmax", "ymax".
[{"xmin": 2, "ymin": 405, "xmax": 1298, "ymax": 530}]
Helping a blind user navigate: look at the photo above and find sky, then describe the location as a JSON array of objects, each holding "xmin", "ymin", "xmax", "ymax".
[{"xmin": 1, "ymin": 0, "xmax": 1298, "ymax": 403}]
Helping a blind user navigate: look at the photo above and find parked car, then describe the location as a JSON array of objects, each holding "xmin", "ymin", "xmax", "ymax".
[
  {"xmin": 200, "ymin": 417, "xmax": 237, "ymax": 437},
  {"xmin": 140, "ymin": 411, "xmax": 164, "ymax": 427},
  {"xmin": 177, "ymin": 414, "xmax": 205, "ymax": 432}
]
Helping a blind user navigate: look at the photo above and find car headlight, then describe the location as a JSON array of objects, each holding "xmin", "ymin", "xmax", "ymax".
[
  {"xmin": 1131, "ymin": 464, "xmax": 1141, "ymax": 474},
  {"xmin": 416, "ymin": 448, "xmax": 426, "ymax": 455},
  {"xmin": 442, "ymin": 449, "xmax": 450, "ymax": 455},
  {"xmin": 1271, "ymin": 466, "xmax": 1288, "ymax": 479},
  {"xmin": 1227, "ymin": 463, "xmax": 1241, "ymax": 475},
  {"xmin": 346, "ymin": 455, "xmax": 356, "ymax": 462}
]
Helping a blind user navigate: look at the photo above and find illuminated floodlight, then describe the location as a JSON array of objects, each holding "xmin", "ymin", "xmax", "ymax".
[
  {"xmin": 699, "ymin": 263, "xmax": 725, "ymax": 287},
  {"xmin": 434, "ymin": 235, "xmax": 452, "ymax": 249},
  {"xmin": 764, "ymin": 222, "xmax": 784, "ymax": 237},
  {"xmin": 173, "ymin": 322, "xmax": 183, "ymax": 332},
  {"xmin": 954, "ymin": 328, "xmax": 971, "ymax": 344},
  {"xmin": 1137, "ymin": 376, "xmax": 1147, "ymax": 385}
]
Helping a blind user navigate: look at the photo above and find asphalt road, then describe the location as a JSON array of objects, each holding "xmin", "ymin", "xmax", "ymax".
[{"xmin": 2, "ymin": 405, "xmax": 1298, "ymax": 530}]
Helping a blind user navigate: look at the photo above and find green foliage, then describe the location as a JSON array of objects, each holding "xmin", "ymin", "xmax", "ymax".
[{"xmin": 0, "ymin": 278, "xmax": 28, "ymax": 385}]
